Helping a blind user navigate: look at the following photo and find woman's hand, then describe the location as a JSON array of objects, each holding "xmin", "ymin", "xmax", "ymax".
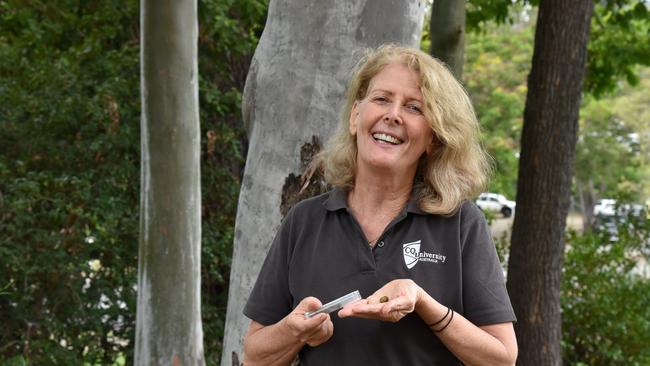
[
  {"xmin": 243, "ymin": 297, "xmax": 334, "ymax": 366},
  {"xmin": 282, "ymin": 297, "xmax": 334, "ymax": 347},
  {"xmin": 337, "ymin": 279, "xmax": 423, "ymax": 322}
]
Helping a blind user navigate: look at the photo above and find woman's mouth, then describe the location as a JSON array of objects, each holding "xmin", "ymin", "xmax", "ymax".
[{"xmin": 372, "ymin": 132, "xmax": 403, "ymax": 145}]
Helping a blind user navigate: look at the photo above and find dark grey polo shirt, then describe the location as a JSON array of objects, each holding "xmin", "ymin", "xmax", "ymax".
[{"xmin": 244, "ymin": 188, "xmax": 516, "ymax": 365}]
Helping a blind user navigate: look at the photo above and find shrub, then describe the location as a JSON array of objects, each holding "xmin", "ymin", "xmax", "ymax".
[
  {"xmin": 562, "ymin": 215, "xmax": 650, "ymax": 365},
  {"xmin": 0, "ymin": 1, "xmax": 267, "ymax": 364}
]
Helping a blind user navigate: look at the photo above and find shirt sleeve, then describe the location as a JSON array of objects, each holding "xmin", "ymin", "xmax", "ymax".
[
  {"xmin": 243, "ymin": 210, "xmax": 295, "ymax": 326},
  {"xmin": 460, "ymin": 203, "xmax": 517, "ymax": 326}
]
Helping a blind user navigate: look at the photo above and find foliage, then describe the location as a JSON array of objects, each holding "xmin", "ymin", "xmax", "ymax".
[
  {"xmin": 463, "ymin": 5, "xmax": 649, "ymax": 203},
  {"xmin": 604, "ymin": 68, "xmax": 650, "ymax": 200},
  {"xmin": 0, "ymin": 0, "xmax": 267, "ymax": 364},
  {"xmin": 586, "ymin": 1, "xmax": 650, "ymax": 97},
  {"xmin": 467, "ymin": 0, "xmax": 650, "ymax": 97},
  {"xmin": 466, "ymin": 0, "xmax": 536, "ymax": 32},
  {"xmin": 575, "ymin": 91, "xmax": 646, "ymax": 203},
  {"xmin": 562, "ymin": 216, "xmax": 650, "ymax": 365},
  {"xmin": 494, "ymin": 214, "xmax": 650, "ymax": 365},
  {"xmin": 573, "ymin": 66, "xmax": 650, "ymax": 228},
  {"xmin": 464, "ymin": 22, "xmax": 533, "ymax": 198},
  {"xmin": 0, "ymin": 1, "xmax": 141, "ymax": 364}
]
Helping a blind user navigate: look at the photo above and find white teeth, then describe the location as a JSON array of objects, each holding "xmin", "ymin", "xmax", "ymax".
[{"xmin": 373, "ymin": 133, "xmax": 402, "ymax": 145}]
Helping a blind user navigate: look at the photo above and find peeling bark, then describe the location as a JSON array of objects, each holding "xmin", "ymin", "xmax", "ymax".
[{"xmin": 280, "ymin": 136, "xmax": 329, "ymax": 217}]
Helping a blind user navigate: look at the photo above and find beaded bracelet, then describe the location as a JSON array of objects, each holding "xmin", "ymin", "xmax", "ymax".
[
  {"xmin": 427, "ymin": 307, "xmax": 451, "ymax": 328},
  {"xmin": 434, "ymin": 309, "xmax": 454, "ymax": 333}
]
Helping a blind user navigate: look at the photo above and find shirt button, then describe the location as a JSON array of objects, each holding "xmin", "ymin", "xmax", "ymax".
[{"xmin": 377, "ymin": 241, "xmax": 385, "ymax": 248}]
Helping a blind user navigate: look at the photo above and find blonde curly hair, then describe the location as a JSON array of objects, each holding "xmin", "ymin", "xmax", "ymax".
[{"xmin": 319, "ymin": 44, "xmax": 492, "ymax": 216}]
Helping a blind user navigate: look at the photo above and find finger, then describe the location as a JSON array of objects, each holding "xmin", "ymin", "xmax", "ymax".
[
  {"xmin": 306, "ymin": 316, "xmax": 330, "ymax": 337},
  {"xmin": 305, "ymin": 316, "xmax": 332, "ymax": 343},
  {"xmin": 348, "ymin": 301, "xmax": 379, "ymax": 312},
  {"xmin": 338, "ymin": 303, "xmax": 364, "ymax": 318},
  {"xmin": 302, "ymin": 312, "xmax": 328, "ymax": 328},
  {"xmin": 287, "ymin": 309, "xmax": 327, "ymax": 338},
  {"xmin": 347, "ymin": 298, "xmax": 412, "ymax": 321},
  {"xmin": 306, "ymin": 320, "xmax": 333, "ymax": 347},
  {"xmin": 298, "ymin": 296, "xmax": 323, "ymax": 312},
  {"xmin": 296, "ymin": 297, "xmax": 325, "ymax": 320},
  {"xmin": 337, "ymin": 298, "xmax": 365, "ymax": 318},
  {"xmin": 338, "ymin": 301, "xmax": 387, "ymax": 319},
  {"xmin": 337, "ymin": 305, "xmax": 352, "ymax": 318},
  {"xmin": 293, "ymin": 313, "xmax": 330, "ymax": 343}
]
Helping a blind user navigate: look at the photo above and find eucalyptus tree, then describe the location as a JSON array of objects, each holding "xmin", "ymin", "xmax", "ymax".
[
  {"xmin": 220, "ymin": 1, "xmax": 425, "ymax": 364},
  {"xmin": 136, "ymin": 0, "xmax": 204, "ymax": 364}
]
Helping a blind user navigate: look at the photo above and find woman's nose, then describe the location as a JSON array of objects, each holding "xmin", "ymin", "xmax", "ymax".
[{"xmin": 383, "ymin": 104, "xmax": 403, "ymax": 124}]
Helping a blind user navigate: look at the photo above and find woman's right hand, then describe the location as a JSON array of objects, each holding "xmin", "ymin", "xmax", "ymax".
[
  {"xmin": 243, "ymin": 297, "xmax": 334, "ymax": 366},
  {"xmin": 282, "ymin": 297, "xmax": 334, "ymax": 347}
]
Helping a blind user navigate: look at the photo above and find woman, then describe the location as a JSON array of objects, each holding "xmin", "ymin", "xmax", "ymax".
[{"xmin": 242, "ymin": 44, "xmax": 517, "ymax": 365}]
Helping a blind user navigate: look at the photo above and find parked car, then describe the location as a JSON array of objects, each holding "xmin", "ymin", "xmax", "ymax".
[
  {"xmin": 594, "ymin": 199, "xmax": 647, "ymax": 242},
  {"xmin": 594, "ymin": 198, "xmax": 616, "ymax": 217},
  {"xmin": 594, "ymin": 198, "xmax": 645, "ymax": 217},
  {"xmin": 476, "ymin": 192, "xmax": 516, "ymax": 218}
]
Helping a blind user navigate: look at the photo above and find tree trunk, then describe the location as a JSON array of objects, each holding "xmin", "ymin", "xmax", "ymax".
[
  {"xmin": 221, "ymin": 1, "xmax": 425, "ymax": 365},
  {"xmin": 135, "ymin": 0, "xmax": 204, "ymax": 365},
  {"xmin": 429, "ymin": 0, "xmax": 466, "ymax": 80},
  {"xmin": 506, "ymin": 1, "xmax": 594, "ymax": 365},
  {"xmin": 577, "ymin": 179, "xmax": 596, "ymax": 232}
]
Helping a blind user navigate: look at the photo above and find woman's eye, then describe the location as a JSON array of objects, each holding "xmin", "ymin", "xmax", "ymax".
[
  {"xmin": 406, "ymin": 104, "xmax": 423, "ymax": 114},
  {"xmin": 373, "ymin": 96, "xmax": 389, "ymax": 103}
]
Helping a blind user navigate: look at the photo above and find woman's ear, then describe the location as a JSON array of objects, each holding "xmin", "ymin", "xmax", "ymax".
[
  {"xmin": 349, "ymin": 101, "xmax": 359, "ymax": 136},
  {"xmin": 426, "ymin": 134, "xmax": 438, "ymax": 155}
]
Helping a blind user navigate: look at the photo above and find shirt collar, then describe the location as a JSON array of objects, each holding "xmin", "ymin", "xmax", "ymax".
[
  {"xmin": 323, "ymin": 187, "xmax": 428, "ymax": 215},
  {"xmin": 406, "ymin": 195, "xmax": 427, "ymax": 215},
  {"xmin": 323, "ymin": 188, "xmax": 348, "ymax": 211}
]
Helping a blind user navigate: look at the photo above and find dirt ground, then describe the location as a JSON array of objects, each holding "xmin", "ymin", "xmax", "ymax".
[{"xmin": 489, "ymin": 212, "xmax": 584, "ymax": 240}]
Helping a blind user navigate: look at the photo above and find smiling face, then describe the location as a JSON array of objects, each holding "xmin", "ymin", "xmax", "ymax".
[{"xmin": 349, "ymin": 63, "xmax": 434, "ymax": 180}]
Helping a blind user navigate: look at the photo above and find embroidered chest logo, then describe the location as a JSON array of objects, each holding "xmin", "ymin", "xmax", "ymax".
[{"xmin": 402, "ymin": 240, "xmax": 447, "ymax": 269}]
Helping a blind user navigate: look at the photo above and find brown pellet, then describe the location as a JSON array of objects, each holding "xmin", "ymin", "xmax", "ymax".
[{"xmin": 379, "ymin": 296, "xmax": 389, "ymax": 303}]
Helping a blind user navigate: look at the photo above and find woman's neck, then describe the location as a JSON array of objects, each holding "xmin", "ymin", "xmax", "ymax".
[
  {"xmin": 350, "ymin": 166, "xmax": 414, "ymax": 207},
  {"xmin": 347, "ymin": 180, "xmax": 412, "ymax": 247},
  {"xmin": 347, "ymin": 168, "xmax": 414, "ymax": 221}
]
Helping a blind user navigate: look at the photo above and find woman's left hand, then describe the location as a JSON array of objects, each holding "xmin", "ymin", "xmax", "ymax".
[{"xmin": 338, "ymin": 279, "xmax": 423, "ymax": 322}]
